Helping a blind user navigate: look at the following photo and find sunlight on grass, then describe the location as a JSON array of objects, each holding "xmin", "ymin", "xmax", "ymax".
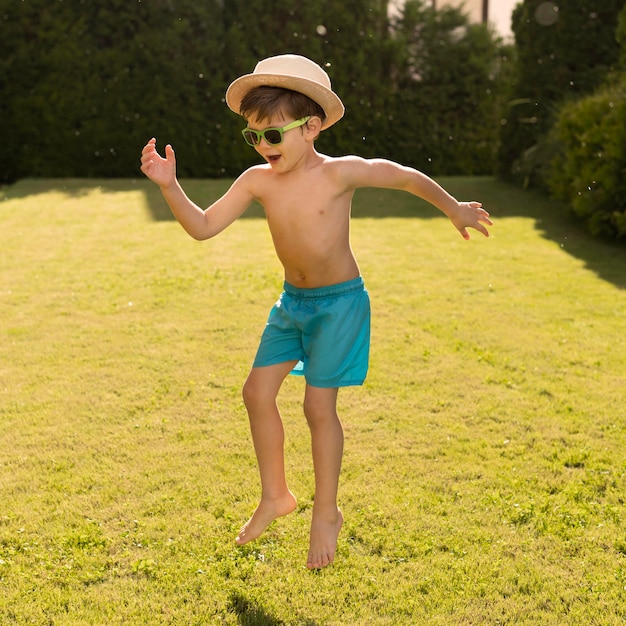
[{"xmin": 1, "ymin": 178, "xmax": 625, "ymax": 624}]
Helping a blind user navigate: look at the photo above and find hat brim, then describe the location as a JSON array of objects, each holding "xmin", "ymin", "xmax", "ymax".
[{"xmin": 225, "ymin": 73, "xmax": 345, "ymax": 131}]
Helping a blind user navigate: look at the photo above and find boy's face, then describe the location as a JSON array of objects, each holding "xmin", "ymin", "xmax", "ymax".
[{"xmin": 243, "ymin": 111, "xmax": 314, "ymax": 171}]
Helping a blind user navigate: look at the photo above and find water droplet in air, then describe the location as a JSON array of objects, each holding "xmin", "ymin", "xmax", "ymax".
[{"xmin": 535, "ymin": 2, "xmax": 559, "ymax": 26}]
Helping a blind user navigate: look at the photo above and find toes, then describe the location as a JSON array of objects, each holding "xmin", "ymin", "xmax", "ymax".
[
  {"xmin": 235, "ymin": 524, "xmax": 253, "ymax": 546},
  {"xmin": 307, "ymin": 552, "xmax": 332, "ymax": 569}
]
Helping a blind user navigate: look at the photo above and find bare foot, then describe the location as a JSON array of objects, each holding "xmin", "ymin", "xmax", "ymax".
[
  {"xmin": 235, "ymin": 491, "xmax": 297, "ymax": 545},
  {"xmin": 306, "ymin": 507, "xmax": 343, "ymax": 569}
]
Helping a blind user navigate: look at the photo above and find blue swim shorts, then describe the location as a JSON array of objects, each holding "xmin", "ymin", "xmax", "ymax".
[{"xmin": 253, "ymin": 277, "xmax": 370, "ymax": 388}]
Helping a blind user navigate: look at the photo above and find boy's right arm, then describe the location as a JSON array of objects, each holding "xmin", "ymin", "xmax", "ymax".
[{"xmin": 140, "ymin": 138, "xmax": 254, "ymax": 240}]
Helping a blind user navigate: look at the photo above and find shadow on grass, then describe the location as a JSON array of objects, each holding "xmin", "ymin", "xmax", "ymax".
[
  {"xmin": 0, "ymin": 178, "xmax": 146, "ymax": 201},
  {"xmin": 0, "ymin": 177, "xmax": 267, "ymax": 221},
  {"xmin": 2, "ymin": 177, "xmax": 624, "ymax": 289},
  {"xmin": 441, "ymin": 177, "xmax": 626, "ymax": 290},
  {"xmin": 228, "ymin": 592, "xmax": 319, "ymax": 626}
]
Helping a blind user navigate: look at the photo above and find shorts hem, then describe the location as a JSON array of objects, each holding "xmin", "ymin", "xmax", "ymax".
[
  {"xmin": 252, "ymin": 361, "xmax": 366, "ymax": 388},
  {"xmin": 304, "ymin": 379, "xmax": 366, "ymax": 388},
  {"xmin": 252, "ymin": 357, "xmax": 302, "ymax": 369}
]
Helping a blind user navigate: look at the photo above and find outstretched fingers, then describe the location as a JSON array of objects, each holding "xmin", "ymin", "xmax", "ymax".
[
  {"xmin": 140, "ymin": 138, "xmax": 176, "ymax": 186},
  {"xmin": 457, "ymin": 201, "xmax": 493, "ymax": 239},
  {"xmin": 140, "ymin": 138, "xmax": 158, "ymax": 173},
  {"xmin": 476, "ymin": 206, "xmax": 493, "ymax": 238}
]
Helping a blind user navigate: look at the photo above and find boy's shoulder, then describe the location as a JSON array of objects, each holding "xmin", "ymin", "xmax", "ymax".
[
  {"xmin": 237, "ymin": 163, "xmax": 271, "ymax": 182},
  {"xmin": 317, "ymin": 154, "xmax": 368, "ymax": 173},
  {"xmin": 323, "ymin": 154, "xmax": 371, "ymax": 178}
]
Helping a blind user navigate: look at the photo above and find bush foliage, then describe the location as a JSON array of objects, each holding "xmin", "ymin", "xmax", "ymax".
[
  {"xmin": 496, "ymin": 0, "xmax": 623, "ymax": 185},
  {"xmin": 546, "ymin": 78, "xmax": 626, "ymax": 240},
  {"xmin": 495, "ymin": 0, "xmax": 626, "ymax": 241},
  {"xmin": 1, "ymin": 0, "xmax": 508, "ymax": 182}
]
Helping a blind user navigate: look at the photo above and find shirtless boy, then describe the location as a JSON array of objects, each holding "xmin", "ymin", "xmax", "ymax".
[{"xmin": 140, "ymin": 54, "xmax": 492, "ymax": 569}]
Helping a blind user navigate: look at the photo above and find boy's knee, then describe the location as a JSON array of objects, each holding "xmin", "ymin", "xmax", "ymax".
[
  {"xmin": 242, "ymin": 374, "xmax": 274, "ymax": 409},
  {"xmin": 303, "ymin": 395, "xmax": 332, "ymax": 426},
  {"xmin": 242, "ymin": 376, "xmax": 258, "ymax": 408}
]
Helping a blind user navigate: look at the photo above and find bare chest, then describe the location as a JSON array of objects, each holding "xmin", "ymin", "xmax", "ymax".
[{"xmin": 259, "ymin": 175, "xmax": 351, "ymax": 234}]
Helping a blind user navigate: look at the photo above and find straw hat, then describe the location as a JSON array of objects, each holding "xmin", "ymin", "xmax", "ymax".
[{"xmin": 225, "ymin": 54, "xmax": 345, "ymax": 130}]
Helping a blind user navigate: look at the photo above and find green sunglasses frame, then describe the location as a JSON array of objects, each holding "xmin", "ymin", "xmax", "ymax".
[{"xmin": 241, "ymin": 116, "xmax": 311, "ymax": 146}]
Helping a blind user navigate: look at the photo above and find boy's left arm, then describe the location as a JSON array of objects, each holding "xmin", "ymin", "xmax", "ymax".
[{"xmin": 338, "ymin": 157, "xmax": 492, "ymax": 239}]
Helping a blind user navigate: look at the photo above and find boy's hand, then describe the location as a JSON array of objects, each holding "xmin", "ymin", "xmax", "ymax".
[
  {"xmin": 140, "ymin": 138, "xmax": 176, "ymax": 189},
  {"xmin": 450, "ymin": 201, "xmax": 492, "ymax": 240}
]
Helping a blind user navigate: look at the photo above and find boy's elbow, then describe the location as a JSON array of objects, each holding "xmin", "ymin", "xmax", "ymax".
[
  {"xmin": 189, "ymin": 229, "xmax": 214, "ymax": 241},
  {"xmin": 189, "ymin": 212, "xmax": 219, "ymax": 240},
  {"xmin": 182, "ymin": 223, "xmax": 214, "ymax": 241}
]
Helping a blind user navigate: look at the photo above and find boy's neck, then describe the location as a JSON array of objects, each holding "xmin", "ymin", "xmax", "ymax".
[{"xmin": 277, "ymin": 146, "xmax": 324, "ymax": 176}]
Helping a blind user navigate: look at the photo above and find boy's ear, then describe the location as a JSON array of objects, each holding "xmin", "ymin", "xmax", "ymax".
[{"xmin": 304, "ymin": 115, "xmax": 323, "ymax": 140}]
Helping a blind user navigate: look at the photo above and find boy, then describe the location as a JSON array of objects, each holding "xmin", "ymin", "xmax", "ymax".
[{"xmin": 140, "ymin": 54, "xmax": 492, "ymax": 570}]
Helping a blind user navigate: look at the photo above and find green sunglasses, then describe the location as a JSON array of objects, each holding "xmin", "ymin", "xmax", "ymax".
[{"xmin": 241, "ymin": 116, "xmax": 311, "ymax": 146}]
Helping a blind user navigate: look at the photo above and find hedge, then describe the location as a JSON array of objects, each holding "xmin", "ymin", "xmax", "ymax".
[{"xmin": 1, "ymin": 0, "xmax": 508, "ymax": 182}]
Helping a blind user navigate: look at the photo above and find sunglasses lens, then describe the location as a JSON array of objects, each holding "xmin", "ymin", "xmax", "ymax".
[
  {"xmin": 242, "ymin": 130, "xmax": 260, "ymax": 146},
  {"xmin": 242, "ymin": 120, "xmax": 306, "ymax": 147},
  {"xmin": 264, "ymin": 129, "xmax": 282, "ymax": 145}
]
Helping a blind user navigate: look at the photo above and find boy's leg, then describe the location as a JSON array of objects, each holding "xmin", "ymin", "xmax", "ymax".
[
  {"xmin": 237, "ymin": 361, "xmax": 299, "ymax": 545},
  {"xmin": 303, "ymin": 384, "xmax": 344, "ymax": 569}
]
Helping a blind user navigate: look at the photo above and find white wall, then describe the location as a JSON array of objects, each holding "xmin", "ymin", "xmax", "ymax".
[{"xmin": 390, "ymin": 0, "xmax": 519, "ymax": 38}]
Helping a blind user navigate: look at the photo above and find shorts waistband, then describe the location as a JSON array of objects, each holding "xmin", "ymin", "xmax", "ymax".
[{"xmin": 283, "ymin": 276, "xmax": 364, "ymax": 299}]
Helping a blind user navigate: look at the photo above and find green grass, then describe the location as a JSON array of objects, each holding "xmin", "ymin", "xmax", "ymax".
[{"xmin": 1, "ymin": 177, "xmax": 625, "ymax": 625}]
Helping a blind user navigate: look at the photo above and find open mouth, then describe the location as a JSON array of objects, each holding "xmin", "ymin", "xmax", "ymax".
[{"xmin": 268, "ymin": 155, "xmax": 281, "ymax": 164}]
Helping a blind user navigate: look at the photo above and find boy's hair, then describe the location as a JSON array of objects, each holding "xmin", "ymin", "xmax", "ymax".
[{"xmin": 239, "ymin": 86, "xmax": 327, "ymax": 126}]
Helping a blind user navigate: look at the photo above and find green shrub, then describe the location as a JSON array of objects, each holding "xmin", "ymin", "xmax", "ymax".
[{"xmin": 546, "ymin": 78, "xmax": 626, "ymax": 239}]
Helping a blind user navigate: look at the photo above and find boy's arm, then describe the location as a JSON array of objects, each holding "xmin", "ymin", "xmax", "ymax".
[
  {"xmin": 338, "ymin": 156, "xmax": 492, "ymax": 239},
  {"xmin": 140, "ymin": 138, "xmax": 254, "ymax": 240}
]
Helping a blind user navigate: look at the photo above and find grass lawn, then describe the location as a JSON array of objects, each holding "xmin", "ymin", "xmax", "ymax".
[{"xmin": 1, "ymin": 177, "xmax": 625, "ymax": 625}]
